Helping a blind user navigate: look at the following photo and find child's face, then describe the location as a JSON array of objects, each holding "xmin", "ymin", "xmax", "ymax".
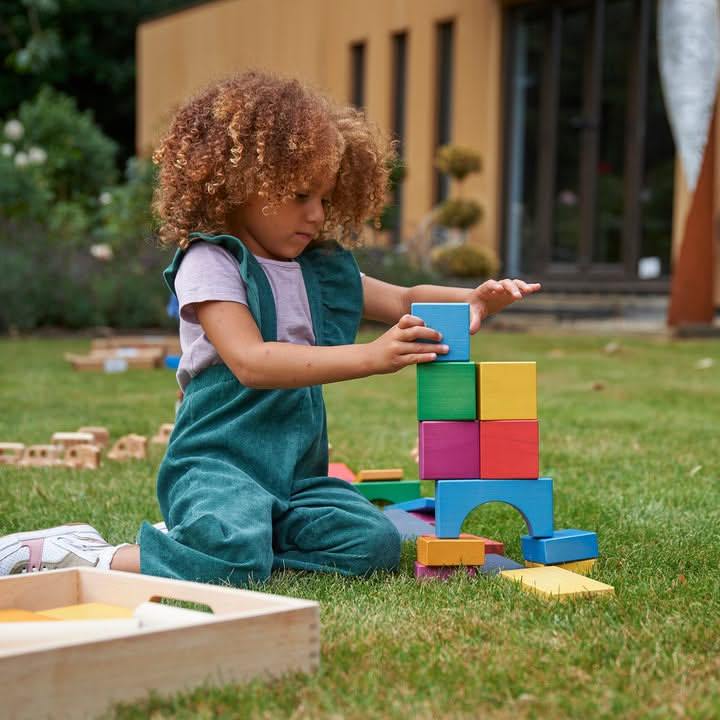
[{"xmin": 226, "ymin": 178, "xmax": 334, "ymax": 261}]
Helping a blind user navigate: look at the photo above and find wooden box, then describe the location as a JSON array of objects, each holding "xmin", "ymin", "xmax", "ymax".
[{"xmin": 0, "ymin": 569, "xmax": 320, "ymax": 719}]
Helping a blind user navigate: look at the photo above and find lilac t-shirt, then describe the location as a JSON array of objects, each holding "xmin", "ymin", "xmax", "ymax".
[{"xmin": 173, "ymin": 242, "xmax": 316, "ymax": 390}]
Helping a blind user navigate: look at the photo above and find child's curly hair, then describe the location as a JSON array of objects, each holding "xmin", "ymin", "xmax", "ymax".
[{"xmin": 153, "ymin": 70, "xmax": 396, "ymax": 249}]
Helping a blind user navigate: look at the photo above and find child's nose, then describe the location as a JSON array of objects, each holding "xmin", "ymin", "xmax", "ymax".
[{"xmin": 306, "ymin": 197, "xmax": 325, "ymax": 224}]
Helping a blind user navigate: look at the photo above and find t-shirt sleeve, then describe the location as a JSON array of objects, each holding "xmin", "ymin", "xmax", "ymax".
[{"xmin": 174, "ymin": 242, "xmax": 248, "ymax": 323}]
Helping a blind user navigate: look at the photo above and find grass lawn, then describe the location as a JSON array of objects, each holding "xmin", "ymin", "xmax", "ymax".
[{"xmin": 1, "ymin": 330, "xmax": 719, "ymax": 719}]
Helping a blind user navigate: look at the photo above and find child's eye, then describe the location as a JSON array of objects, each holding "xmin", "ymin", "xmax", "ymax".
[{"xmin": 295, "ymin": 193, "xmax": 309, "ymax": 201}]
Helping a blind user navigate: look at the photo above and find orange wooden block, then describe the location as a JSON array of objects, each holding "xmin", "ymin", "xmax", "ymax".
[
  {"xmin": 416, "ymin": 534, "xmax": 486, "ymax": 567},
  {"xmin": 42, "ymin": 603, "xmax": 135, "ymax": 620},
  {"xmin": 356, "ymin": 468, "xmax": 404, "ymax": 482},
  {"xmin": 0, "ymin": 609, "xmax": 58, "ymax": 622}
]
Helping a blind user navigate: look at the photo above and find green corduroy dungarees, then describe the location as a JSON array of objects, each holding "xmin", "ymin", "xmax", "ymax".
[{"xmin": 136, "ymin": 234, "xmax": 401, "ymax": 586}]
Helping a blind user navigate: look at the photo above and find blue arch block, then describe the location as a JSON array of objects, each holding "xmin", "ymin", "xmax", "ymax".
[{"xmin": 435, "ymin": 478, "xmax": 554, "ymax": 539}]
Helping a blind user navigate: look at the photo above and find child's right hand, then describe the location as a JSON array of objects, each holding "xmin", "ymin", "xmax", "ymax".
[{"xmin": 368, "ymin": 314, "xmax": 447, "ymax": 374}]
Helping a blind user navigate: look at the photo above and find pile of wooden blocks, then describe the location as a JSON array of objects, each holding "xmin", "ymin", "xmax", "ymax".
[{"xmin": 65, "ymin": 336, "xmax": 181, "ymax": 372}]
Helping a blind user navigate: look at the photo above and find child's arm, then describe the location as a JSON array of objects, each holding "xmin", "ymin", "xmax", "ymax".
[
  {"xmin": 195, "ymin": 301, "xmax": 447, "ymax": 389},
  {"xmin": 362, "ymin": 276, "xmax": 541, "ymax": 333}
]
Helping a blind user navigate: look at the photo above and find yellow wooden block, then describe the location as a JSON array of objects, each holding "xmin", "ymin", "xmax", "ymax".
[
  {"xmin": 356, "ymin": 468, "xmax": 404, "ymax": 482},
  {"xmin": 0, "ymin": 609, "xmax": 58, "ymax": 622},
  {"xmin": 525, "ymin": 558, "xmax": 598, "ymax": 576},
  {"xmin": 416, "ymin": 534, "xmax": 486, "ymax": 567},
  {"xmin": 500, "ymin": 566, "xmax": 614, "ymax": 599},
  {"xmin": 477, "ymin": 361, "xmax": 537, "ymax": 420},
  {"xmin": 42, "ymin": 602, "xmax": 134, "ymax": 620}
]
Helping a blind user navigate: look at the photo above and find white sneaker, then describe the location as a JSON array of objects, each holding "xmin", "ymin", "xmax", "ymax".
[{"xmin": 0, "ymin": 524, "xmax": 114, "ymax": 575}]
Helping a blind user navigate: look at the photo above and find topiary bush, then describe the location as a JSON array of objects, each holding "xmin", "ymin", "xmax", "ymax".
[
  {"xmin": 434, "ymin": 198, "xmax": 483, "ymax": 231},
  {"xmin": 431, "ymin": 243, "xmax": 499, "ymax": 279}
]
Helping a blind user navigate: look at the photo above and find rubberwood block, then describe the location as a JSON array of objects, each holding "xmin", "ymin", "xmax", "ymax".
[
  {"xmin": 477, "ymin": 362, "xmax": 537, "ymax": 420},
  {"xmin": 410, "ymin": 302, "xmax": 470, "ymax": 362},
  {"xmin": 384, "ymin": 509, "xmax": 435, "ymax": 540},
  {"xmin": 478, "ymin": 537, "xmax": 505, "ymax": 555},
  {"xmin": 354, "ymin": 480, "xmax": 421, "ymax": 505},
  {"xmin": 479, "ymin": 420, "xmax": 539, "ymax": 479},
  {"xmin": 499, "ymin": 566, "xmax": 614, "ymax": 599},
  {"xmin": 328, "ymin": 462, "xmax": 356, "ymax": 483},
  {"xmin": 477, "ymin": 554, "xmax": 524, "ymax": 574},
  {"xmin": 356, "ymin": 468, "xmax": 403, "ymax": 482},
  {"xmin": 521, "ymin": 529, "xmax": 599, "ymax": 564},
  {"xmin": 417, "ymin": 534, "xmax": 486, "ymax": 566},
  {"xmin": 417, "ymin": 362, "xmax": 476, "ymax": 420},
  {"xmin": 525, "ymin": 558, "xmax": 597, "ymax": 576},
  {"xmin": 435, "ymin": 478, "xmax": 554, "ymax": 539},
  {"xmin": 414, "ymin": 561, "xmax": 477, "ymax": 580},
  {"xmin": 386, "ymin": 498, "xmax": 435, "ymax": 513},
  {"xmin": 419, "ymin": 421, "xmax": 479, "ymax": 479},
  {"xmin": 0, "ymin": 609, "xmax": 58, "ymax": 622},
  {"xmin": 43, "ymin": 603, "xmax": 135, "ymax": 620}
]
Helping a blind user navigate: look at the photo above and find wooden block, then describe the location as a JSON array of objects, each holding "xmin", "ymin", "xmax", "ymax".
[
  {"xmin": 42, "ymin": 603, "xmax": 135, "ymax": 620},
  {"xmin": 17, "ymin": 445, "xmax": 61, "ymax": 467},
  {"xmin": 478, "ymin": 537, "xmax": 505, "ymax": 555},
  {"xmin": 328, "ymin": 462, "xmax": 356, "ymax": 483},
  {"xmin": 63, "ymin": 444, "xmax": 101, "ymax": 470},
  {"xmin": 435, "ymin": 478, "xmax": 554, "ymax": 539},
  {"xmin": 417, "ymin": 534, "xmax": 486, "ymax": 566},
  {"xmin": 77, "ymin": 427, "xmax": 109, "ymax": 449},
  {"xmin": 525, "ymin": 558, "xmax": 598, "ymax": 576},
  {"xmin": 410, "ymin": 302, "xmax": 470, "ymax": 362},
  {"xmin": 499, "ymin": 566, "xmax": 614, "ymax": 599},
  {"xmin": 0, "ymin": 443, "xmax": 25, "ymax": 465},
  {"xmin": 65, "ymin": 348, "xmax": 164, "ymax": 371},
  {"xmin": 51, "ymin": 432, "xmax": 96, "ymax": 449},
  {"xmin": 356, "ymin": 468, "xmax": 403, "ymax": 482},
  {"xmin": 383, "ymin": 509, "xmax": 435, "ymax": 540},
  {"xmin": 354, "ymin": 480, "xmax": 421, "ymax": 505},
  {"xmin": 91, "ymin": 335, "xmax": 181, "ymax": 355},
  {"xmin": 477, "ymin": 361, "xmax": 537, "ymax": 420},
  {"xmin": 417, "ymin": 362, "xmax": 477, "ymax": 420},
  {"xmin": 386, "ymin": 497, "xmax": 435, "ymax": 513},
  {"xmin": 479, "ymin": 420, "xmax": 539, "ymax": 479},
  {"xmin": 521, "ymin": 529, "xmax": 599, "ymax": 564},
  {"xmin": 107, "ymin": 434, "xmax": 147, "ymax": 460},
  {"xmin": 150, "ymin": 423, "xmax": 175, "ymax": 445},
  {"xmin": 419, "ymin": 421, "xmax": 479, "ymax": 479},
  {"xmin": 477, "ymin": 554, "xmax": 524, "ymax": 574},
  {"xmin": 414, "ymin": 561, "xmax": 477, "ymax": 580},
  {"xmin": 0, "ymin": 609, "xmax": 58, "ymax": 622}
]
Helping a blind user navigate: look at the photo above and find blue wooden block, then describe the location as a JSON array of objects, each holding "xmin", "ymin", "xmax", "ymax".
[
  {"xmin": 521, "ymin": 529, "xmax": 599, "ymax": 564},
  {"xmin": 476, "ymin": 553, "xmax": 524, "ymax": 575},
  {"xmin": 383, "ymin": 509, "xmax": 436, "ymax": 540},
  {"xmin": 434, "ymin": 478, "xmax": 554, "ymax": 539},
  {"xmin": 385, "ymin": 498, "xmax": 436, "ymax": 512},
  {"xmin": 410, "ymin": 303, "xmax": 470, "ymax": 362}
]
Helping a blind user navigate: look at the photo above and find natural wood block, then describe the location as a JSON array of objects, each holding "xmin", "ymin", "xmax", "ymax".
[
  {"xmin": 43, "ymin": 603, "xmax": 135, "ymax": 620},
  {"xmin": 479, "ymin": 420, "xmax": 539, "ymax": 478},
  {"xmin": 0, "ymin": 443, "xmax": 25, "ymax": 465},
  {"xmin": 151, "ymin": 423, "xmax": 175, "ymax": 445},
  {"xmin": 63, "ymin": 444, "xmax": 101, "ymax": 469},
  {"xmin": 51, "ymin": 432, "xmax": 96, "ymax": 449},
  {"xmin": 417, "ymin": 362, "xmax": 477, "ymax": 421},
  {"xmin": 525, "ymin": 558, "xmax": 598, "ymax": 576},
  {"xmin": 107, "ymin": 434, "xmax": 147, "ymax": 460},
  {"xmin": 77, "ymin": 426, "xmax": 110, "ymax": 449},
  {"xmin": 410, "ymin": 302, "xmax": 470, "ymax": 362},
  {"xmin": 17, "ymin": 445, "xmax": 60, "ymax": 467},
  {"xmin": 328, "ymin": 462, "xmax": 356, "ymax": 483},
  {"xmin": 356, "ymin": 468, "xmax": 403, "ymax": 482},
  {"xmin": 0, "ymin": 609, "xmax": 58, "ymax": 622},
  {"xmin": 416, "ymin": 534, "xmax": 486, "ymax": 566},
  {"xmin": 477, "ymin": 361, "xmax": 537, "ymax": 420},
  {"xmin": 419, "ymin": 421, "xmax": 479, "ymax": 479},
  {"xmin": 499, "ymin": 566, "xmax": 614, "ymax": 600}
]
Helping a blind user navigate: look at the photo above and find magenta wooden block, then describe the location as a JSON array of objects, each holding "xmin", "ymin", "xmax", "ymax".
[
  {"xmin": 418, "ymin": 421, "xmax": 480, "ymax": 480},
  {"xmin": 414, "ymin": 561, "xmax": 478, "ymax": 580}
]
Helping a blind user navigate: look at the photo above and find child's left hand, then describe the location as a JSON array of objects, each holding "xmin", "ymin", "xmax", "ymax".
[{"xmin": 467, "ymin": 279, "xmax": 541, "ymax": 333}]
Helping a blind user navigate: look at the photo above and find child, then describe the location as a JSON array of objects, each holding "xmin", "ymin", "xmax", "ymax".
[{"xmin": 0, "ymin": 70, "xmax": 540, "ymax": 586}]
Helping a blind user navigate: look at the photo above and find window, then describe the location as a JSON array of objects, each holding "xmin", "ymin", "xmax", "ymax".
[
  {"xmin": 350, "ymin": 42, "xmax": 366, "ymax": 109},
  {"xmin": 434, "ymin": 21, "xmax": 454, "ymax": 205}
]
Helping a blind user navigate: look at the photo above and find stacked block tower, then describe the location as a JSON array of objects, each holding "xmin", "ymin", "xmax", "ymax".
[{"xmin": 412, "ymin": 302, "xmax": 601, "ymax": 583}]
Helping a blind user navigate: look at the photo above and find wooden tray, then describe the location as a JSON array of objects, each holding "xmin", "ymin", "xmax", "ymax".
[{"xmin": 0, "ymin": 568, "xmax": 319, "ymax": 719}]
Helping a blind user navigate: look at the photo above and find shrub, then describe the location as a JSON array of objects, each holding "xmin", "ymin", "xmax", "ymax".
[
  {"xmin": 435, "ymin": 145, "xmax": 482, "ymax": 181},
  {"xmin": 431, "ymin": 243, "xmax": 499, "ymax": 279},
  {"xmin": 352, "ymin": 247, "xmax": 439, "ymax": 287},
  {"xmin": 434, "ymin": 198, "xmax": 483, "ymax": 230}
]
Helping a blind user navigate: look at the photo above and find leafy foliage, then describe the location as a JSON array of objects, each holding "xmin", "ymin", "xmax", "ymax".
[
  {"xmin": 434, "ymin": 144, "xmax": 482, "ymax": 181},
  {"xmin": 433, "ymin": 197, "xmax": 483, "ymax": 230},
  {"xmin": 431, "ymin": 243, "xmax": 498, "ymax": 279}
]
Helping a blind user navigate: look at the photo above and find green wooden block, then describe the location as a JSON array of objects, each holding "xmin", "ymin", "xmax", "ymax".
[
  {"xmin": 354, "ymin": 480, "xmax": 422, "ymax": 505},
  {"xmin": 417, "ymin": 362, "xmax": 477, "ymax": 420}
]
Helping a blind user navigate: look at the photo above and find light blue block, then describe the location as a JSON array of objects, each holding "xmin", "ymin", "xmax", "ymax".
[
  {"xmin": 521, "ymin": 529, "xmax": 599, "ymax": 564},
  {"xmin": 477, "ymin": 553, "xmax": 524, "ymax": 575},
  {"xmin": 434, "ymin": 478, "xmax": 554, "ymax": 539},
  {"xmin": 411, "ymin": 302, "xmax": 470, "ymax": 362},
  {"xmin": 383, "ymin": 509, "xmax": 435, "ymax": 540},
  {"xmin": 386, "ymin": 497, "xmax": 436, "ymax": 512}
]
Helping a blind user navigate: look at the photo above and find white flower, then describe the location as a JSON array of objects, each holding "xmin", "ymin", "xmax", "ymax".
[
  {"xmin": 89, "ymin": 243, "xmax": 113, "ymax": 261},
  {"xmin": 98, "ymin": 191, "xmax": 113, "ymax": 206},
  {"xmin": 27, "ymin": 146, "xmax": 47, "ymax": 164},
  {"xmin": 14, "ymin": 151, "xmax": 29, "ymax": 168},
  {"xmin": 4, "ymin": 120, "xmax": 24, "ymax": 141},
  {"xmin": 1, "ymin": 143, "xmax": 13, "ymax": 157}
]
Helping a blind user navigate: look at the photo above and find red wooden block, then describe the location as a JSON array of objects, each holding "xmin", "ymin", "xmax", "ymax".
[
  {"xmin": 479, "ymin": 420, "xmax": 539, "ymax": 479},
  {"xmin": 328, "ymin": 462, "xmax": 356, "ymax": 483},
  {"xmin": 478, "ymin": 537, "xmax": 504, "ymax": 555}
]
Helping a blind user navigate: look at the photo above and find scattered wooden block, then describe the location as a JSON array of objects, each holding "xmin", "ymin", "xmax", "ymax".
[
  {"xmin": 328, "ymin": 462, "xmax": 356, "ymax": 483},
  {"xmin": 42, "ymin": 603, "xmax": 135, "ymax": 620},
  {"xmin": 77, "ymin": 426, "xmax": 110, "ymax": 449},
  {"xmin": 383, "ymin": 509, "xmax": 436, "ymax": 540},
  {"xmin": 354, "ymin": 480, "xmax": 421, "ymax": 505},
  {"xmin": 0, "ymin": 443, "xmax": 25, "ymax": 465},
  {"xmin": 417, "ymin": 534, "xmax": 486, "ymax": 567},
  {"xmin": 419, "ymin": 420, "xmax": 479, "ymax": 479},
  {"xmin": 521, "ymin": 529, "xmax": 599, "ymax": 564},
  {"xmin": 479, "ymin": 420, "xmax": 539, "ymax": 479},
  {"xmin": 0, "ymin": 609, "xmax": 58, "ymax": 622},
  {"xmin": 477, "ymin": 361, "xmax": 537, "ymax": 420},
  {"xmin": 51, "ymin": 432, "xmax": 96, "ymax": 449},
  {"xmin": 355, "ymin": 468, "xmax": 403, "ymax": 482},
  {"xmin": 525, "ymin": 558, "xmax": 598, "ymax": 576},
  {"xmin": 65, "ymin": 348, "xmax": 164, "ymax": 371},
  {"xmin": 410, "ymin": 302, "xmax": 470, "ymax": 362},
  {"xmin": 150, "ymin": 423, "xmax": 175, "ymax": 445},
  {"xmin": 478, "ymin": 537, "xmax": 505, "ymax": 555},
  {"xmin": 63, "ymin": 444, "xmax": 101, "ymax": 470},
  {"xmin": 499, "ymin": 566, "xmax": 614, "ymax": 600},
  {"xmin": 414, "ymin": 561, "xmax": 478, "ymax": 580},
  {"xmin": 416, "ymin": 362, "xmax": 477, "ymax": 421},
  {"xmin": 476, "ymin": 553, "xmax": 524, "ymax": 574},
  {"xmin": 91, "ymin": 335, "xmax": 181, "ymax": 355},
  {"xmin": 17, "ymin": 445, "xmax": 61, "ymax": 467},
  {"xmin": 107, "ymin": 434, "xmax": 147, "ymax": 460}
]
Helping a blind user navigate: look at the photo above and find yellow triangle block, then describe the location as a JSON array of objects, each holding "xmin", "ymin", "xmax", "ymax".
[
  {"xmin": 525, "ymin": 558, "xmax": 598, "ymax": 576},
  {"xmin": 500, "ymin": 566, "xmax": 614, "ymax": 599},
  {"xmin": 0, "ymin": 608, "xmax": 59, "ymax": 622},
  {"xmin": 42, "ymin": 602, "xmax": 134, "ymax": 620}
]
